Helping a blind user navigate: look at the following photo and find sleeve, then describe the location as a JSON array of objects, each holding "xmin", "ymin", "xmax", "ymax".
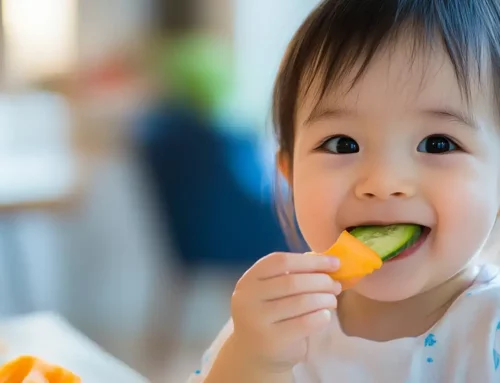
[{"xmin": 185, "ymin": 318, "xmax": 234, "ymax": 382}]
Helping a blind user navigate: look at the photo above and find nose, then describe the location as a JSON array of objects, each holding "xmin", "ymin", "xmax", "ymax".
[{"xmin": 354, "ymin": 160, "xmax": 416, "ymax": 200}]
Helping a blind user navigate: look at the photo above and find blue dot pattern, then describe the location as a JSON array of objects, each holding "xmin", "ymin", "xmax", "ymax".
[
  {"xmin": 424, "ymin": 334, "xmax": 437, "ymax": 347},
  {"xmin": 493, "ymin": 350, "xmax": 499, "ymax": 371},
  {"xmin": 424, "ymin": 333, "xmax": 436, "ymax": 365},
  {"xmin": 494, "ymin": 321, "xmax": 500, "ymax": 371}
]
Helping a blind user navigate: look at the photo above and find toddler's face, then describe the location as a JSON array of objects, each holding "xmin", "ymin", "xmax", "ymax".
[{"xmin": 289, "ymin": 41, "xmax": 500, "ymax": 301}]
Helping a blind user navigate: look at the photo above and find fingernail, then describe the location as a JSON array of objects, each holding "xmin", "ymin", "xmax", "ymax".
[
  {"xmin": 334, "ymin": 281, "xmax": 343, "ymax": 294},
  {"xmin": 321, "ymin": 309, "xmax": 332, "ymax": 320},
  {"xmin": 328, "ymin": 257, "xmax": 340, "ymax": 269}
]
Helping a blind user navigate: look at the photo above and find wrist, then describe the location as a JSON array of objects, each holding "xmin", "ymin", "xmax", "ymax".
[{"xmin": 205, "ymin": 334, "xmax": 294, "ymax": 383}]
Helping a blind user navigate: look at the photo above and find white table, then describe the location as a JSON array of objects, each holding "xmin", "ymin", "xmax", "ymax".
[{"xmin": 0, "ymin": 311, "xmax": 148, "ymax": 382}]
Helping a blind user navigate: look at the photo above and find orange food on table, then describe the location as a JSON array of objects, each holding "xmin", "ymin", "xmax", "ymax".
[
  {"xmin": 0, "ymin": 356, "xmax": 80, "ymax": 383},
  {"xmin": 322, "ymin": 230, "xmax": 382, "ymax": 289}
]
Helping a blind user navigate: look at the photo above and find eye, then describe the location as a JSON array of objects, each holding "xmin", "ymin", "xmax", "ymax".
[
  {"xmin": 319, "ymin": 135, "xmax": 360, "ymax": 154},
  {"xmin": 417, "ymin": 135, "xmax": 459, "ymax": 154}
]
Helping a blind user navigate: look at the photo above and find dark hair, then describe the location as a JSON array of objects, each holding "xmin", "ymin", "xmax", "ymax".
[{"xmin": 273, "ymin": 0, "xmax": 500, "ymax": 248}]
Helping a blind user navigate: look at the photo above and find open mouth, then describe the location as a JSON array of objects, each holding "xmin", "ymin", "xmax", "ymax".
[
  {"xmin": 346, "ymin": 224, "xmax": 431, "ymax": 262},
  {"xmin": 385, "ymin": 225, "xmax": 430, "ymax": 262}
]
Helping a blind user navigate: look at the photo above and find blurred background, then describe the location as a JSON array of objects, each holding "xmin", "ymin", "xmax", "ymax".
[{"xmin": 0, "ymin": 0, "xmax": 319, "ymax": 381}]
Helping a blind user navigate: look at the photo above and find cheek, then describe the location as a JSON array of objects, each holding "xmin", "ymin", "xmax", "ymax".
[
  {"xmin": 292, "ymin": 159, "xmax": 348, "ymax": 252},
  {"xmin": 431, "ymin": 172, "xmax": 499, "ymax": 254},
  {"xmin": 427, "ymin": 164, "xmax": 499, "ymax": 263}
]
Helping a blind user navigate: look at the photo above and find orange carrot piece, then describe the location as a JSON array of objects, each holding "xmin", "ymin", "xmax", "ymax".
[
  {"xmin": 323, "ymin": 230, "xmax": 382, "ymax": 285},
  {"xmin": 0, "ymin": 356, "xmax": 81, "ymax": 382},
  {"xmin": 0, "ymin": 356, "xmax": 35, "ymax": 383},
  {"xmin": 39, "ymin": 361, "xmax": 81, "ymax": 383}
]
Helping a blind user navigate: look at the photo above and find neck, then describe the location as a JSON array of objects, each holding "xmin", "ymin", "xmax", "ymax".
[{"xmin": 338, "ymin": 266, "xmax": 479, "ymax": 341}]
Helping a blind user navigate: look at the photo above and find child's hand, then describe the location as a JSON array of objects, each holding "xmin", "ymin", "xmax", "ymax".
[{"xmin": 230, "ymin": 252, "xmax": 341, "ymax": 374}]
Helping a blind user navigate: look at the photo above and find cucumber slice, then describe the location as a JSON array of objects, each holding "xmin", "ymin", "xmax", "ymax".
[{"xmin": 349, "ymin": 224, "xmax": 422, "ymax": 261}]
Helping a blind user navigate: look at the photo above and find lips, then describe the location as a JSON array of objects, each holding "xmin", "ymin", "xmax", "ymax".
[{"xmin": 346, "ymin": 223, "xmax": 430, "ymax": 233}]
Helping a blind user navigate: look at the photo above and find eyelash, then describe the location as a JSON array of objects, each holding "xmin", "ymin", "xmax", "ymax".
[
  {"xmin": 314, "ymin": 134, "xmax": 464, "ymax": 154},
  {"xmin": 417, "ymin": 134, "xmax": 463, "ymax": 154},
  {"xmin": 314, "ymin": 135, "xmax": 344, "ymax": 151},
  {"xmin": 314, "ymin": 135, "xmax": 359, "ymax": 154},
  {"xmin": 314, "ymin": 138, "xmax": 329, "ymax": 153}
]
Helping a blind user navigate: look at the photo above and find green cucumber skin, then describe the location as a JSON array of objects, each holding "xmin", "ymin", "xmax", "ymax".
[
  {"xmin": 379, "ymin": 226, "xmax": 421, "ymax": 261},
  {"xmin": 350, "ymin": 224, "xmax": 422, "ymax": 262}
]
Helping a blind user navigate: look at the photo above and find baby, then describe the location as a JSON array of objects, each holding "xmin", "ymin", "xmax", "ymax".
[{"xmin": 188, "ymin": 0, "xmax": 500, "ymax": 381}]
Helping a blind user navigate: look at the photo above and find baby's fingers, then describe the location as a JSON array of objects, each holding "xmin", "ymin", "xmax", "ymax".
[
  {"xmin": 260, "ymin": 273, "xmax": 342, "ymax": 301},
  {"xmin": 264, "ymin": 293, "xmax": 338, "ymax": 323},
  {"xmin": 272, "ymin": 309, "xmax": 333, "ymax": 344},
  {"xmin": 253, "ymin": 252, "xmax": 339, "ymax": 280}
]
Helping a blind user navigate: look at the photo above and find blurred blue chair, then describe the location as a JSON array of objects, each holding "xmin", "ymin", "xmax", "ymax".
[{"xmin": 135, "ymin": 102, "xmax": 289, "ymax": 275}]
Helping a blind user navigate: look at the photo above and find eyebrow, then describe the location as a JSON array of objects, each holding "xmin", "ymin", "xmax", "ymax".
[
  {"xmin": 419, "ymin": 108, "xmax": 478, "ymax": 130},
  {"xmin": 304, "ymin": 106, "xmax": 356, "ymax": 125},
  {"xmin": 304, "ymin": 105, "xmax": 478, "ymax": 130}
]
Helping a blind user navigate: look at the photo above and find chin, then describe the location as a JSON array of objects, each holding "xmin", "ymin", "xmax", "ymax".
[{"xmin": 350, "ymin": 265, "xmax": 428, "ymax": 302}]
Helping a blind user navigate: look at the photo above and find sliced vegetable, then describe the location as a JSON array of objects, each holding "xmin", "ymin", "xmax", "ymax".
[
  {"xmin": 323, "ymin": 230, "xmax": 382, "ymax": 280},
  {"xmin": 349, "ymin": 224, "xmax": 422, "ymax": 261},
  {"xmin": 314, "ymin": 224, "xmax": 424, "ymax": 290},
  {"xmin": 0, "ymin": 356, "xmax": 80, "ymax": 383}
]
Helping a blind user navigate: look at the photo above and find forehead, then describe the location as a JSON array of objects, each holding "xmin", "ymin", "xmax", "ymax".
[{"xmin": 296, "ymin": 39, "xmax": 495, "ymax": 126}]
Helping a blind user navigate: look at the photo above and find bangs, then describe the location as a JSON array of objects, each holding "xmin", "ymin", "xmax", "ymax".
[{"xmin": 273, "ymin": 0, "xmax": 500, "ymax": 156}]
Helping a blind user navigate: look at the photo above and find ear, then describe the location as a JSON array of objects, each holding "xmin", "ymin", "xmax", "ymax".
[{"xmin": 277, "ymin": 151, "xmax": 291, "ymax": 184}]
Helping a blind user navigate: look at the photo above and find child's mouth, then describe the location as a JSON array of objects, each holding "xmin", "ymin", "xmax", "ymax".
[{"xmin": 346, "ymin": 224, "xmax": 431, "ymax": 262}]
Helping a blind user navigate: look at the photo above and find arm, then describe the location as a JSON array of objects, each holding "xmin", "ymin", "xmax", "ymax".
[
  {"xmin": 204, "ymin": 333, "xmax": 294, "ymax": 383},
  {"xmin": 187, "ymin": 252, "xmax": 339, "ymax": 383},
  {"xmin": 186, "ymin": 319, "xmax": 294, "ymax": 383}
]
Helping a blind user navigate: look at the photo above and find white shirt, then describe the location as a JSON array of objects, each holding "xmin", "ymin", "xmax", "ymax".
[{"xmin": 187, "ymin": 264, "xmax": 500, "ymax": 382}]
